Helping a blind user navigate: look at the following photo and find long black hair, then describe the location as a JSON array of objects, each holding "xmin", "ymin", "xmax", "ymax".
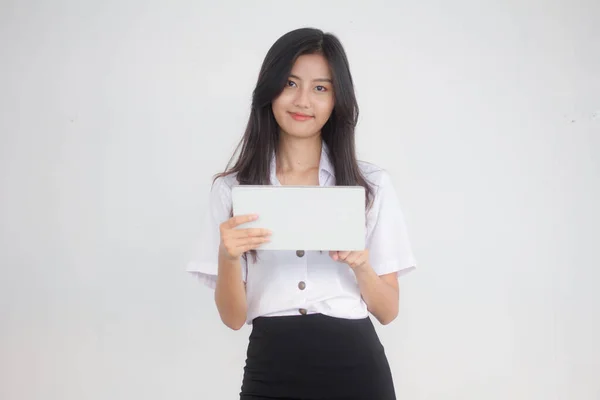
[{"xmin": 217, "ymin": 27, "xmax": 374, "ymax": 207}]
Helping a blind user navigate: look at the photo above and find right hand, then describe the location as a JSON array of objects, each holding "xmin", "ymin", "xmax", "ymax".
[{"xmin": 219, "ymin": 214, "xmax": 271, "ymax": 260}]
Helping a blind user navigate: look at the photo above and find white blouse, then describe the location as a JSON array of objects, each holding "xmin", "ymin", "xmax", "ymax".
[{"xmin": 187, "ymin": 143, "xmax": 417, "ymax": 325}]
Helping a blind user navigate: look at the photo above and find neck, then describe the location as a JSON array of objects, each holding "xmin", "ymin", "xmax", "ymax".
[{"xmin": 276, "ymin": 133, "xmax": 322, "ymax": 173}]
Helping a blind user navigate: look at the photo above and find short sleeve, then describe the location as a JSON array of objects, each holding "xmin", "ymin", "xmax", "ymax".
[
  {"xmin": 366, "ymin": 170, "xmax": 417, "ymax": 278},
  {"xmin": 186, "ymin": 176, "xmax": 247, "ymax": 289}
]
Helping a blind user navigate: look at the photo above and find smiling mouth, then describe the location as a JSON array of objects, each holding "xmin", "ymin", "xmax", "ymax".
[{"xmin": 289, "ymin": 112, "xmax": 314, "ymax": 121}]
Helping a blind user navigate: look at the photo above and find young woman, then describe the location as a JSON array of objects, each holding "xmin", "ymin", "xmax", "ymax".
[{"xmin": 188, "ymin": 27, "xmax": 416, "ymax": 400}]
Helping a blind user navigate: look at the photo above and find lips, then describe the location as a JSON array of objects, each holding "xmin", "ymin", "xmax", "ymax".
[{"xmin": 289, "ymin": 112, "xmax": 314, "ymax": 121}]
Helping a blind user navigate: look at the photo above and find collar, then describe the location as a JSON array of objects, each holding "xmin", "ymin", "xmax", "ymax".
[{"xmin": 270, "ymin": 141, "xmax": 334, "ymax": 186}]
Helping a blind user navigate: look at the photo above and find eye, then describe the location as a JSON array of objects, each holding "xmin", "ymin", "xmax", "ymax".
[
  {"xmin": 315, "ymin": 85, "xmax": 328, "ymax": 92},
  {"xmin": 287, "ymin": 80, "xmax": 297, "ymax": 87}
]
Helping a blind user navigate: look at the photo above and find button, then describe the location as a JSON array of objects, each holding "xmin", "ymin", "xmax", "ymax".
[
  {"xmin": 299, "ymin": 308, "xmax": 307, "ymax": 315},
  {"xmin": 298, "ymin": 281, "xmax": 306, "ymax": 290},
  {"xmin": 296, "ymin": 250, "xmax": 305, "ymax": 257}
]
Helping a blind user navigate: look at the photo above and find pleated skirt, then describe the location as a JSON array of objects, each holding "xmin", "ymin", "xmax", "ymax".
[{"xmin": 239, "ymin": 313, "xmax": 396, "ymax": 400}]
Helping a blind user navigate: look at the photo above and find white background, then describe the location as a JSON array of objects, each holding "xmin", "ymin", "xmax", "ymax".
[{"xmin": 1, "ymin": 1, "xmax": 599, "ymax": 399}]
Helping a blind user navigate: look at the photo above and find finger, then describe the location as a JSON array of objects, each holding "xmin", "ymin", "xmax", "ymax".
[
  {"xmin": 346, "ymin": 252, "xmax": 360, "ymax": 264},
  {"xmin": 337, "ymin": 251, "xmax": 351, "ymax": 261},
  {"xmin": 351, "ymin": 252, "xmax": 369, "ymax": 268},
  {"xmin": 329, "ymin": 251, "xmax": 338, "ymax": 261},
  {"xmin": 344, "ymin": 253, "xmax": 361, "ymax": 268},
  {"xmin": 227, "ymin": 214, "xmax": 258, "ymax": 229},
  {"xmin": 232, "ymin": 228, "xmax": 272, "ymax": 239},
  {"xmin": 240, "ymin": 238, "xmax": 271, "ymax": 253},
  {"xmin": 234, "ymin": 236, "xmax": 270, "ymax": 249}
]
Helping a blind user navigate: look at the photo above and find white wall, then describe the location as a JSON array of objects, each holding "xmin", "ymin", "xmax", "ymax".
[{"xmin": 1, "ymin": 1, "xmax": 599, "ymax": 399}]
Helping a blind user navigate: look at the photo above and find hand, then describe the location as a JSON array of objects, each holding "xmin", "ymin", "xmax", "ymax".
[
  {"xmin": 329, "ymin": 249, "xmax": 370, "ymax": 271},
  {"xmin": 219, "ymin": 214, "xmax": 271, "ymax": 261}
]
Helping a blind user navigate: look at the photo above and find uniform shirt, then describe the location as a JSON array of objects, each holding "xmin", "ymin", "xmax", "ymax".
[{"xmin": 187, "ymin": 143, "xmax": 417, "ymax": 325}]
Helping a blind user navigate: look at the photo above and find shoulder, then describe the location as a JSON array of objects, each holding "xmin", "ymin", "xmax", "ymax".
[
  {"xmin": 209, "ymin": 172, "xmax": 240, "ymax": 204},
  {"xmin": 211, "ymin": 172, "xmax": 239, "ymax": 192},
  {"xmin": 357, "ymin": 161, "xmax": 393, "ymax": 191}
]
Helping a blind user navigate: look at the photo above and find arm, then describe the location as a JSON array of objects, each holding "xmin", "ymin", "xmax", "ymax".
[
  {"xmin": 330, "ymin": 250, "xmax": 399, "ymax": 325},
  {"xmin": 214, "ymin": 249, "xmax": 247, "ymax": 330},
  {"xmin": 214, "ymin": 214, "xmax": 271, "ymax": 330},
  {"xmin": 353, "ymin": 265, "xmax": 399, "ymax": 325}
]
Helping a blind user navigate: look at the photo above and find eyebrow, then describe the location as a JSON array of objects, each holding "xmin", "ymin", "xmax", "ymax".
[{"xmin": 289, "ymin": 74, "xmax": 332, "ymax": 83}]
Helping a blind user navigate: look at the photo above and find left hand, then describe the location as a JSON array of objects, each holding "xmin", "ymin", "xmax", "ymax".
[{"xmin": 329, "ymin": 249, "xmax": 370, "ymax": 271}]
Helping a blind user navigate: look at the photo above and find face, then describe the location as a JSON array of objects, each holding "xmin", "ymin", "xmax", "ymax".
[{"xmin": 272, "ymin": 53, "xmax": 335, "ymax": 139}]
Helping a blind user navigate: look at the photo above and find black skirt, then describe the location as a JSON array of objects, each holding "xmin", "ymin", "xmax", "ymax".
[{"xmin": 240, "ymin": 313, "xmax": 396, "ymax": 400}]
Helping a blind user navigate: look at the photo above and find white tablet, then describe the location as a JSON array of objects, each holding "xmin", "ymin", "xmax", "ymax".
[{"xmin": 231, "ymin": 185, "xmax": 366, "ymax": 251}]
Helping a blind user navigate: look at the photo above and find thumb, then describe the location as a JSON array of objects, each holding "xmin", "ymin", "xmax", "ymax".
[{"xmin": 329, "ymin": 251, "xmax": 338, "ymax": 261}]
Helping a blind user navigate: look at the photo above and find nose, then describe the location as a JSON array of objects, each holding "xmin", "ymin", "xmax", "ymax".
[{"xmin": 293, "ymin": 87, "xmax": 311, "ymax": 109}]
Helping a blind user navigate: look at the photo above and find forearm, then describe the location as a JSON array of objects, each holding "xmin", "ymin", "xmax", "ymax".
[
  {"xmin": 214, "ymin": 248, "xmax": 247, "ymax": 330},
  {"xmin": 354, "ymin": 264, "xmax": 399, "ymax": 325}
]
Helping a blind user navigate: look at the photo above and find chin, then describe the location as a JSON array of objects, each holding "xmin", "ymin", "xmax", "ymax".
[
  {"xmin": 284, "ymin": 130, "xmax": 320, "ymax": 139},
  {"xmin": 280, "ymin": 125, "xmax": 322, "ymax": 139}
]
